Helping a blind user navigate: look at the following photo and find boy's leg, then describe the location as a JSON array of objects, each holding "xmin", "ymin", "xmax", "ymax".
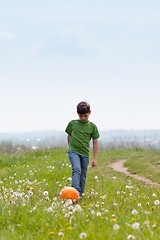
[
  {"xmin": 79, "ymin": 155, "xmax": 89, "ymax": 195},
  {"xmin": 68, "ymin": 152, "xmax": 81, "ymax": 194}
]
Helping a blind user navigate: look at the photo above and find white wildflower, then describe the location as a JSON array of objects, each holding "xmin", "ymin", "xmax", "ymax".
[
  {"xmin": 113, "ymin": 224, "xmax": 119, "ymax": 230},
  {"xmin": 152, "ymin": 193, "xmax": 156, "ymax": 197},
  {"xmin": 58, "ymin": 232, "xmax": 64, "ymax": 237},
  {"xmin": 132, "ymin": 209, "xmax": 138, "ymax": 215},
  {"xmin": 73, "ymin": 204, "xmax": 82, "ymax": 212},
  {"xmin": 64, "ymin": 199, "xmax": 73, "ymax": 207},
  {"xmin": 127, "ymin": 235, "xmax": 135, "ymax": 239},
  {"xmin": 79, "ymin": 232, "xmax": 87, "ymax": 239},
  {"xmin": 154, "ymin": 200, "xmax": 160, "ymax": 205},
  {"xmin": 132, "ymin": 222, "xmax": 140, "ymax": 229},
  {"xmin": 97, "ymin": 212, "xmax": 101, "ymax": 217},
  {"xmin": 43, "ymin": 191, "xmax": 48, "ymax": 196}
]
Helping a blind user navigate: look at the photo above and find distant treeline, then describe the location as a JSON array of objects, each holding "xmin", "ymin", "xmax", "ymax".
[{"xmin": 0, "ymin": 129, "xmax": 160, "ymax": 153}]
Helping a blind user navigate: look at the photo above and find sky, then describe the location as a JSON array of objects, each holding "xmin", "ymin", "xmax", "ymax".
[{"xmin": 0, "ymin": 0, "xmax": 160, "ymax": 133}]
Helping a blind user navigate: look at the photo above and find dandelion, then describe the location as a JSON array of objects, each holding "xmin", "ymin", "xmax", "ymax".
[
  {"xmin": 27, "ymin": 190, "xmax": 33, "ymax": 196},
  {"xmin": 67, "ymin": 226, "xmax": 72, "ymax": 230},
  {"xmin": 132, "ymin": 222, "xmax": 140, "ymax": 229},
  {"xmin": 132, "ymin": 209, "xmax": 138, "ymax": 215},
  {"xmin": 113, "ymin": 203, "xmax": 118, "ymax": 206},
  {"xmin": 58, "ymin": 232, "xmax": 64, "ymax": 237},
  {"xmin": 97, "ymin": 212, "xmax": 101, "ymax": 217},
  {"xmin": 152, "ymin": 222, "xmax": 157, "ymax": 228},
  {"xmin": 79, "ymin": 232, "xmax": 87, "ymax": 239},
  {"xmin": 144, "ymin": 210, "xmax": 150, "ymax": 215},
  {"xmin": 64, "ymin": 199, "xmax": 73, "ymax": 207},
  {"xmin": 127, "ymin": 235, "xmax": 135, "ymax": 239},
  {"xmin": 111, "ymin": 218, "xmax": 116, "ymax": 222},
  {"xmin": 73, "ymin": 204, "xmax": 82, "ymax": 212},
  {"xmin": 113, "ymin": 224, "xmax": 119, "ymax": 230},
  {"xmin": 47, "ymin": 207, "xmax": 53, "ymax": 212},
  {"xmin": 43, "ymin": 191, "xmax": 48, "ymax": 196},
  {"xmin": 154, "ymin": 200, "xmax": 160, "ymax": 205},
  {"xmin": 50, "ymin": 232, "xmax": 54, "ymax": 235}
]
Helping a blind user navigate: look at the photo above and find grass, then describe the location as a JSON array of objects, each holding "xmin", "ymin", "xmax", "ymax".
[
  {"xmin": 0, "ymin": 148, "xmax": 160, "ymax": 239},
  {"xmin": 123, "ymin": 148, "xmax": 160, "ymax": 183}
]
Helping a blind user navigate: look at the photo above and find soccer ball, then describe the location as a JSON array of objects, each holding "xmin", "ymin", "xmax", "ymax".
[{"xmin": 60, "ymin": 187, "xmax": 79, "ymax": 202}]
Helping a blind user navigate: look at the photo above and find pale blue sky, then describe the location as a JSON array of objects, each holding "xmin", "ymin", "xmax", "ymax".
[{"xmin": 0, "ymin": 0, "xmax": 160, "ymax": 132}]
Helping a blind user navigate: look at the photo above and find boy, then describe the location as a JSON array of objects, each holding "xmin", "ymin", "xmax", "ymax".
[{"xmin": 65, "ymin": 101, "xmax": 100, "ymax": 196}]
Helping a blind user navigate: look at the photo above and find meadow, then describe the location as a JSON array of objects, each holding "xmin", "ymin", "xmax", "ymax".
[{"xmin": 0, "ymin": 148, "xmax": 160, "ymax": 240}]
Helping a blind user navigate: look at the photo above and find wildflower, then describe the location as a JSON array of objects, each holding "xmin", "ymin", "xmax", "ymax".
[
  {"xmin": 91, "ymin": 210, "xmax": 95, "ymax": 214},
  {"xmin": 73, "ymin": 204, "xmax": 82, "ymax": 212},
  {"xmin": 79, "ymin": 232, "xmax": 87, "ymax": 239},
  {"xmin": 58, "ymin": 232, "xmax": 64, "ymax": 237},
  {"xmin": 137, "ymin": 203, "xmax": 141, "ymax": 207},
  {"xmin": 43, "ymin": 191, "xmax": 48, "ymax": 196},
  {"xmin": 67, "ymin": 226, "xmax": 72, "ymax": 230},
  {"xmin": 47, "ymin": 207, "xmax": 53, "ymax": 212},
  {"xmin": 94, "ymin": 176, "xmax": 98, "ymax": 180},
  {"xmin": 154, "ymin": 200, "xmax": 160, "ymax": 205},
  {"xmin": 152, "ymin": 222, "xmax": 157, "ymax": 228},
  {"xmin": 152, "ymin": 193, "xmax": 157, "ymax": 197},
  {"xmin": 132, "ymin": 222, "xmax": 140, "ymax": 229},
  {"xmin": 127, "ymin": 235, "xmax": 135, "ymax": 239},
  {"xmin": 113, "ymin": 203, "xmax": 118, "ymax": 206},
  {"xmin": 64, "ymin": 199, "xmax": 73, "ymax": 207},
  {"xmin": 132, "ymin": 209, "xmax": 138, "ymax": 215},
  {"xmin": 144, "ymin": 210, "xmax": 150, "ymax": 215},
  {"xmin": 111, "ymin": 218, "xmax": 116, "ymax": 222},
  {"xmin": 97, "ymin": 212, "xmax": 101, "ymax": 217},
  {"xmin": 144, "ymin": 220, "xmax": 149, "ymax": 226},
  {"xmin": 113, "ymin": 224, "xmax": 119, "ymax": 230},
  {"xmin": 50, "ymin": 232, "xmax": 54, "ymax": 235},
  {"xmin": 27, "ymin": 190, "xmax": 33, "ymax": 196}
]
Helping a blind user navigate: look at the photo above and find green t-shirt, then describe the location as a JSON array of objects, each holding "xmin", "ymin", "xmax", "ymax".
[{"xmin": 65, "ymin": 120, "xmax": 100, "ymax": 157}]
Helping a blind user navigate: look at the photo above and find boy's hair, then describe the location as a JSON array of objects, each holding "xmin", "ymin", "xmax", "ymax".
[{"xmin": 77, "ymin": 101, "xmax": 90, "ymax": 114}]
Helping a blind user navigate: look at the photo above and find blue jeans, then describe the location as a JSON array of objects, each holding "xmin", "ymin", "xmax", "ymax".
[{"xmin": 68, "ymin": 152, "xmax": 89, "ymax": 195}]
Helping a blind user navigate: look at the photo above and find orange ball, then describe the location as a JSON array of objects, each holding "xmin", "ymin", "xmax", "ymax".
[{"xmin": 60, "ymin": 187, "xmax": 79, "ymax": 202}]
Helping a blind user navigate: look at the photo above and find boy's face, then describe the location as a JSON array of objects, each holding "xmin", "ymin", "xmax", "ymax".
[{"xmin": 78, "ymin": 111, "xmax": 91, "ymax": 122}]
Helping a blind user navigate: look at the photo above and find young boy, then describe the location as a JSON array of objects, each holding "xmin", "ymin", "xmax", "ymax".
[{"xmin": 65, "ymin": 101, "xmax": 100, "ymax": 196}]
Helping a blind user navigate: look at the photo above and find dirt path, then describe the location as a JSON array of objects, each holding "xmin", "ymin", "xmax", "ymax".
[{"xmin": 108, "ymin": 159, "xmax": 160, "ymax": 187}]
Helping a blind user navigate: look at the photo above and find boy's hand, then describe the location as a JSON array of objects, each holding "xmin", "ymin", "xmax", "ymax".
[{"xmin": 92, "ymin": 159, "xmax": 97, "ymax": 168}]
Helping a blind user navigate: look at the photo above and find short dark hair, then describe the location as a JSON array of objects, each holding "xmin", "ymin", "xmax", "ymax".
[{"xmin": 77, "ymin": 101, "xmax": 90, "ymax": 114}]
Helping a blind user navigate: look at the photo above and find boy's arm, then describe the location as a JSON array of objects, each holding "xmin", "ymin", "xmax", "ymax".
[
  {"xmin": 92, "ymin": 139, "xmax": 98, "ymax": 167},
  {"xmin": 67, "ymin": 135, "xmax": 71, "ymax": 146}
]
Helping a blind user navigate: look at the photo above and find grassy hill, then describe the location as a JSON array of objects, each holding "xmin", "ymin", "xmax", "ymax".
[{"xmin": 0, "ymin": 148, "xmax": 160, "ymax": 239}]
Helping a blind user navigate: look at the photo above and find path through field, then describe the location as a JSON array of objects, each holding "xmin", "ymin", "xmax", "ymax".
[{"xmin": 108, "ymin": 159, "xmax": 160, "ymax": 187}]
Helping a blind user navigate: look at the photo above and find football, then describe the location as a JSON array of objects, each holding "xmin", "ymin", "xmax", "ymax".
[{"xmin": 60, "ymin": 187, "xmax": 79, "ymax": 202}]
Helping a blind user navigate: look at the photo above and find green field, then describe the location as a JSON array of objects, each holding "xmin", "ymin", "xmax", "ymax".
[{"xmin": 0, "ymin": 148, "xmax": 160, "ymax": 239}]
